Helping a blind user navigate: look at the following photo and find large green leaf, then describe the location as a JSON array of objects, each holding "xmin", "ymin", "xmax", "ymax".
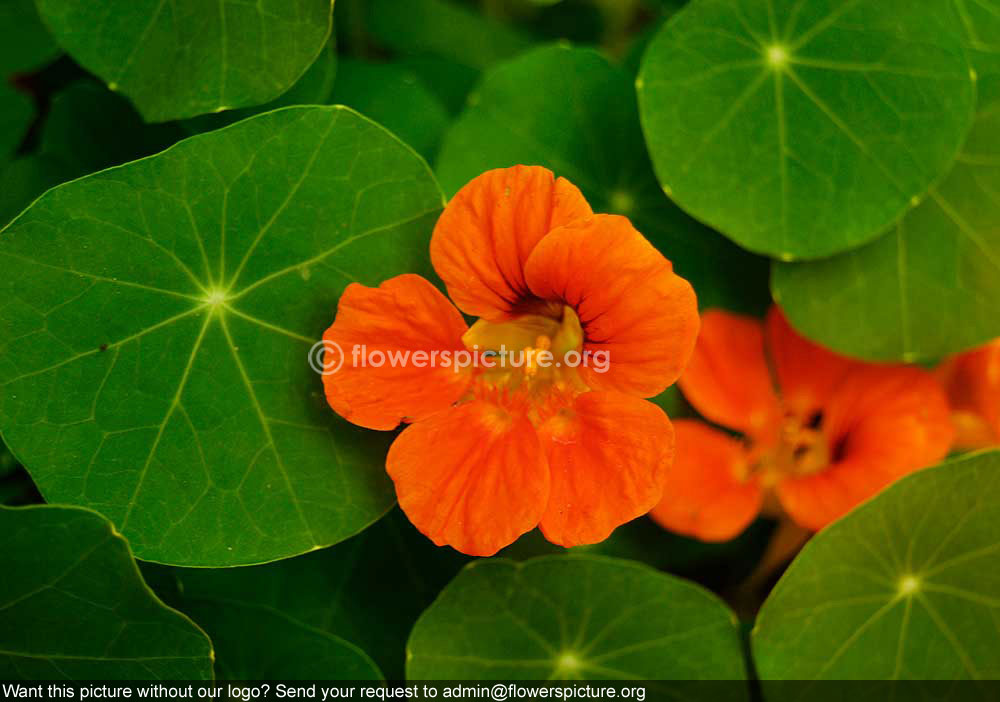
[
  {"xmin": 35, "ymin": 0, "xmax": 334, "ymax": 121},
  {"xmin": 772, "ymin": 2, "xmax": 1000, "ymax": 361},
  {"xmin": 436, "ymin": 44, "xmax": 770, "ymax": 315},
  {"xmin": 332, "ymin": 59, "xmax": 450, "ymax": 162},
  {"xmin": 146, "ymin": 509, "xmax": 466, "ymax": 680},
  {"xmin": 0, "ymin": 0, "xmax": 59, "ymax": 75},
  {"xmin": 637, "ymin": 0, "xmax": 976, "ymax": 259},
  {"xmin": 773, "ymin": 102, "xmax": 1000, "ymax": 361},
  {"xmin": 752, "ymin": 451, "xmax": 1000, "ymax": 680},
  {"xmin": 0, "ymin": 106, "xmax": 444, "ymax": 566},
  {"xmin": 407, "ymin": 555, "xmax": 748, "ymax": 683},
  {"xmin": 0, "ymin": 505, "xmax": 213, "ymax": 679}
]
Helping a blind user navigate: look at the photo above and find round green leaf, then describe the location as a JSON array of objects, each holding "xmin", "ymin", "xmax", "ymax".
[
  {"xmin": 0, "ymin": 105, "xmax": 444, "ymax": 566},
  {"xmin": 436, "ymin": 44, "xmax": 770, "ymax": 315},
  {"xmin": 752, "ymin": 451, "xmax": 1000, "ymax": 680},
  {"xmin": 0, "ymin": 0, "xmax": 59, "ymax": 75},
  {"xmin": 0, "ymin": 505, "xmax": 213, "ymax": 679},
  {"xmin": 35, "ymin": 0, "xmax": 334, "ymax": 122},
  {"xmin": 773, "ymin": 102, "xmax": 1000, "ymax": 361},
  {"xmin": 637, "ymin": 0, "xmax": 976, "ymax": 259},
  {"xmin": 407, "ymin": 555, "xmax": 748, "ymax": 682}
]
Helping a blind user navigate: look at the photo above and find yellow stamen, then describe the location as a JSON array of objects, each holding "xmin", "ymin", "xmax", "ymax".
[
  {"xmin": 524, "ymin": 335, "xmax": 552, "ymax": 377},
  {"xmin": 459, "ymin": 306, "xmax": 588, "ymax": 420}
]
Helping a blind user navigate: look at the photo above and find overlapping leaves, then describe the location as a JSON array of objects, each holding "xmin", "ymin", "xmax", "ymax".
[
  {"xmin": 773, "ymin": 0, "xmax": 1000, "ymax": 361},
  {"xmin": 0, "ymin": 505, "xmax": 213, "ymax": 679},
  {"xmin": 774, "ymin": 104, "xmax": 1000, "ymax": 361},
  {"xmin": 0, "ymin": 106, "xmax": 444, "ymax": 566},
  {"xmin": 0, "ymin": 0, "xmax": 998, "ymax": 687},
  {"xmin": 638, "ymin": 0, "xmax": 976, "ymax": 260},
  {"xmin": 145, "ymin": 509, "xmax": 466, "ymax": 680},
  {"xmin": 35, "ymin": 0, "xmax": 335, "ymax": 121},
  {"xmin": 754, "ymin": 451, "xmax": 1000, "ymax": 680}
]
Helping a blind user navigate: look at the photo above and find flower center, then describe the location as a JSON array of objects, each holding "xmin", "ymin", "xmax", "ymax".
[
  {"xmin": 739, "ymin": 411, "xmax": 832, "ymax": 485},
  {"xmin": 461, "ymin": 305, "xmax": 588, "ymax": 417}
]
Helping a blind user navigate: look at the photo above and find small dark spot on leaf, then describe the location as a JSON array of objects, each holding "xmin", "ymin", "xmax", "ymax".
[{"xmin": 99, "ymin": 344, "xmax": 108, "ymax": 352}]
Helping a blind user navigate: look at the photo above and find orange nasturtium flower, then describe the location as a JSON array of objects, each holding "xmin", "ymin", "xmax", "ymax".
[
  {"xmin": 321, "ymin": 165, "xmax": 699, "ymax": 556},
  {"xmin": 937, "ymin": 340, "xmax": 1000, "ymax": 448},
  {"xmin": 650, "ymin": 307, "xmax": 954, "ymax": 541}
]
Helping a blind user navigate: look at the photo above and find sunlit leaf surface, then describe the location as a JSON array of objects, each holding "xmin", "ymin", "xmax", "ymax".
[
  {"xmin": 753, "ymin": 451, "xmax": 1000, "ymax": 680},
  {"xmin": 407, "ymin": 555, "xmax": 748, "ymax": 683},
  {"xmin": 638, "ymin": 0, "xmax": 976, "ymax": 259},
  {"xmin": 0, "ymin": 106, "xmax": 444, "ymax": 566},
  {"xmin": 772, "ymin": 0, "xmax": 1000, "ymax": 361},
  {"xmin": 773, "ymin": 103, "xmax": 1000, "ymax": 361}
]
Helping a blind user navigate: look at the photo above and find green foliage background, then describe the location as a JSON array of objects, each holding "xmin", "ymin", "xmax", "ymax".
[{"xmin": 0, "ymin": 0, "xmax": 998, "ymax": 686}]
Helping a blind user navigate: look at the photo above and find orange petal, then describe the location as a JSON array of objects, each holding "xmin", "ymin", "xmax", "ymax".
[
  {"xmin": 649, "ymin": 420, "xmax": 763, "ymax": 542},
  {"xmin": 430, "ymin": 165, "xmax": 593, "ymax": 320},
  {"xmin": 536, "ymin": 392, "xmax": 673, "ymax": 547},
  {"xmin": 322, "ymin": 274, "xmax": 471, "ymax": 430},
  {"xmin": 766, "ymin": 306, "xmax": 855, "ymax": 418},
  {"xmin": 778, "ymin": 365, "xmax": 953, "ymax": 531},
  {"xmin": 523, "ymin": 214, "xmax": 699, "ymax": 398},
  {"xmin": 386, "ymin": 401, "xmax": 550, "ymax": 556},
  {"xmin": 678, "ymin": 309, "xmax": 781, "ymax": 436},
  {"xmin": 937, "ymin": 340, "xmax": 1000, "ymax": 448}
]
